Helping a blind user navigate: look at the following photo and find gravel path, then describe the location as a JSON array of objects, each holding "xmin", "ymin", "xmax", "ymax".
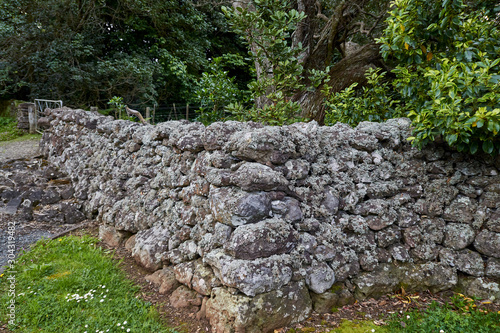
[
  {"xmin": 0, "ymin": 139, "xmax": 88, "ymax": 272},
  {"xmin": 0, "ymin": 138, "xmax": 41, "ymax": 163}
]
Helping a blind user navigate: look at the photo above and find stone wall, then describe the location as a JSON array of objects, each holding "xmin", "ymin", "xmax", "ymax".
[{"xmin": 40, "ymin": 108, "xmax": 500, "ymax": 332}]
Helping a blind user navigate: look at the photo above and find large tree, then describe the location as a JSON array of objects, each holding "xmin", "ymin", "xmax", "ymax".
[
  {"xmin": 0, "ymin": 0, "xmax": 243, "ymax": 108},
  {"xmin": 227, "ymin": 0, "xmax": 391, "ymax": 123}
]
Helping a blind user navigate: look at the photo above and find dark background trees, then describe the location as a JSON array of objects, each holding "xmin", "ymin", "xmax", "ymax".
[{"xmin": 0, "ymin": 0, "xmax": 247, "ymax": 108}]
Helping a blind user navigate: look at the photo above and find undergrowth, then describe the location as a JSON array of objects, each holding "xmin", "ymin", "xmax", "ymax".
[
  {"xmin": 0, "ymin": 236, "xmax": 177, "ymax": 332},
  {"xmin": 387, "ymin": 293, "xmax": 500, "ymax": 333},
  {"xmin": 0, "ymin": 117, "xmax": 24, "ymax": 141}
]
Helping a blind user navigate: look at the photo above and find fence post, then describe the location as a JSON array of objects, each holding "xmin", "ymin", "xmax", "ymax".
[
  {"xmin": 186, "ymin": 104, "xmax": 189, "ymax": 120},
  {"xmin": 152, "ymin": 105, "xmax": 156, "ymax": 125},
  {"xmin": 146, "ymin": 107, "xmax": 151, "ymax": 124},
  {"xmin": 28, "ymin": 106, "xmax": 35, "ymax": 134}
]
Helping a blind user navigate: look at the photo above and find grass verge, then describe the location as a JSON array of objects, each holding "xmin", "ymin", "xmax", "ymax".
[
  {"xmin": 0, "ymin": 117, "xmax": 25, "ymax": 141},
  {"xmin": 386, "ymin": 294, "xmax": 500, "ymax": 333},
  {"xmin": 0, "ymin": 236, "xmax": 177, "ymax": 333}
]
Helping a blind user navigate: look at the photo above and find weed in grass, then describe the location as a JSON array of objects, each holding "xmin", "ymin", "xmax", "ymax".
[
  {"xmin": 0, "ymin": 236, "xmax": 177, "ymax": 332},
  {"xmin": 386, "ymin": 293, "xmax": 500, "ymax": 332},
  {"xmin": 329, "ymin": 319, "xmax": 388, "ymax": 332}
]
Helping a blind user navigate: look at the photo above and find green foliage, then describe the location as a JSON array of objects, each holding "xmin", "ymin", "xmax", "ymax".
[
  {"xmin": 386, "ymin": 293, "xmax": 500, "ymax": 332},
  {"xmin": 0, "ymin": 0, "xmax": 244, "ymax": 108},
  {"xmin": 377, "ymin": 0, "xmax": 500, "ymax": 154},
  {"xmin": 0, "ymin": 116, "xmax": 23, "ymax": 141},
  {"xmin": 324, "ymin": 68, "xmax": 409, "ymax": 126},
  {"xmin": 222, "ymin": 0, "xmax": 310, "ymax": 125},
  {"xmin": 329, "ymin": 319, "xmax": 388, "ymax": 332},
  {"xmin": 0, "ymin": 236, "xmax": 176, "ymax": 332},
  {"xmin": 193, "ymin": 56, "xmax": 245, "ymax": 124}
]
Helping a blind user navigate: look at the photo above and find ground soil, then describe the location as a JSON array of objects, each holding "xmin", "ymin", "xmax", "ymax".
[{"xmin": 0, "ymin": 138, "xmax": 40, "ymax": 164}]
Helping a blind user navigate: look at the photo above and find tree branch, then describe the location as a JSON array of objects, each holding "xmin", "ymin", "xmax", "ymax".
[{"xmin": 125, "ymin": 106, "xmax": 148, "ymax": 124}]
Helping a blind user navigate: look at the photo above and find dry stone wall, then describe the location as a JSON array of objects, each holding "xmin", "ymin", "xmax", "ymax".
[{"xmin": 40, "ymin": 108, "xmax": 500, "ymax": 332}]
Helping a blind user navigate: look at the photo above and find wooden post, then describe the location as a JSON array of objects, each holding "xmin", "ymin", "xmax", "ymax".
[
  {"xmin": 152, "ymin": 105, "xmax": 156, "ymax": 124},
  {"xmin": 28, "ymin": 106, "xmax": 35, "ymax": 134},
  {"xmin": 186, "ymin": 104, "xmax": 189, "ymax": 120},
  {"xmin": 90, "ymin": 106, "xmax": 98, "ymax": 112},
  {"xmin": 146, "ymin": 107, "xmax": 151, "ymax": 124}
]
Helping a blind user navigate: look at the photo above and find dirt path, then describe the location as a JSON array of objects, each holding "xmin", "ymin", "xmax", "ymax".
[{"xmin": 0, "ymin": 137, "xmax": 41, "ymax": 163}]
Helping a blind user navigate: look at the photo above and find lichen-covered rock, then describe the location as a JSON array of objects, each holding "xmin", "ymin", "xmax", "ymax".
[
  {"xmin": 204, "ymin": 249, "xmax": 293, "ymax": 297},
  {"xmin": 225, "ymin": 218, "xmax": 299, "ymax": 260},
  {"xmin": 39, "ymin": 108, "xmax": 500, "ymax": 330},
  {"xmin": 455, "ymin": 249, "xmax": 484, "ymax": 277},
  {"xmin": 132, "ymin": 225, "xmax": 171, "ymax": 271},
  {"xmin": 486, "ymin": 258, "xmax": 500, "ymax": 278},
  {"xmin": 305, "ymin": 261, "xmax": 336, "ymax": 294},
  {"xmin": 226, "ymin": 127, "xmax": 296, "ymax": 165},
  {"xmin": 230, "ymin": 162, "xmax": 289, "ymax": 191},
  {"xmin": 205, "ymin": 282, "xmax": 312, "ymax": 333},
  {"xmin": 474, "ymin": 230, "xmax": 500, "ymax": 258},
  {"xmin": 310, "ymin": 283, "xmax": 354, "ymax": 313},
  {"xmin": 443, "ymin": 223, "xmax": 475, "ymax": 250},
  {"xmin": 457, "ymin": 277, "xmax": 500, "ymax": 302}
]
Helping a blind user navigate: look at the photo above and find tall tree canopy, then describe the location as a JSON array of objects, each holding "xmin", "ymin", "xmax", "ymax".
[{"xmin": 0, "ymin": 0, "xmax": 244, "ymax": 107}]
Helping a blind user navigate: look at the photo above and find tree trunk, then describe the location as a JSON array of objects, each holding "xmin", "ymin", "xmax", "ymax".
[{"xmin": 295, "ymin": 43, "xmax": 383, "ymax": 124}]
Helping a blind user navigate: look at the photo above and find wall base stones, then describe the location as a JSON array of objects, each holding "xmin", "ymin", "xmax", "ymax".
[{"xmin": 40, "ymin": 108, "xmax": 500, "ymax": 332}]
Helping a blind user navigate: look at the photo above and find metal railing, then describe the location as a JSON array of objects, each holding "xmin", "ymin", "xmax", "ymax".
[{"xmin": 34, "ymin": 99, "xmax": 63, "ymax": 132}]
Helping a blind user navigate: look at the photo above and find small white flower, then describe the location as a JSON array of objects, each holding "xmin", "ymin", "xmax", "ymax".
[
  {"xmin": 440, "ymin": 331, "xmax": 445, "ymax": 333},
  {"xmin": 127, "ymin": 329, "xmax": 130, "ymax": 332},
  {"xmin": 102, "ymin": 285, "xmax": 106, "ymax": 289},
  {"xmin": 85, "ymin": 325, "xmax": 88, "ymax": 328},
  {"xmin": 100, "ymin": 299, "xmax": 104, "ymax": 302},
  {"xmin": 117, "ymin": 323, "xmax": 121, "ymax": 326},
  {"xmin": 123, "ymin": 321, "xmax": 127, "ymax": 325},
  {"xmin": 407, "ymin": 315, "xmax": 410, "ymax": 319},
  {"xmin": 371, "ymin": 330, "xmax": 375, "ymax": 333}
]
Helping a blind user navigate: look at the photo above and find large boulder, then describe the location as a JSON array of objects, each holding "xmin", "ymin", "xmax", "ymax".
[{"xmin": 205, "ymin": 282, "xmax": 312, "ymax": 333}]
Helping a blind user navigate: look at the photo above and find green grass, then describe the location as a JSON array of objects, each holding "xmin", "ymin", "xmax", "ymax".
[
  {"xmin": 386, "ymin": 294, "xmax": 500, "ymax": 333},
  {"xmin": 0, "ymin": 116, "xmax": 25, "ymax": 141},
  {"xmin": 0, "ymin": 236, "xmax": 177, "ymax": 333}
]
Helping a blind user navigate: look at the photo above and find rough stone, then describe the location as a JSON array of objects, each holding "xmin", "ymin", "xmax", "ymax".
[
  {"xmin": 145, "ymin": 267, "xmax": 180, "ymax": 295},
  {"xmin": 169, "ymin": 285, "xmax": 203, "ymax": 309},
  {"xmin": 310, "ymin": 283, "xmax": 354, "ymax": 313},
  {"xmin": 474, "ymin": 230, "xmax": 500, "ymax": 258},
  {"xmin": 443, "ymin": 223, "xmax": 475, "ymax": 250},
  {"xmin": 224, "ymin": 218, "xmax": 299, "ymax": 260},
  {"xmin": 205, "ymin": 249, "xmax": 293, "ymax": 297},
  {"xmin": 205, "ymin": 282, "xmax": 312, "ymax": 333}
]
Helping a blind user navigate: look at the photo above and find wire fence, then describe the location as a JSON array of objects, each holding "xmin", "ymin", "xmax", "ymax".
[{"xmin": 153, "ymin": 104, "xmax": 201, "ymax": 123}]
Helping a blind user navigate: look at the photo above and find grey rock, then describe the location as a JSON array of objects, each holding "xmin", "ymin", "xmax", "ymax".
[
  {"xmin": 206, "ymin": 282, "xmax": 311, "ymax": 333},
  {"xmin": 305, "ymin": 261, "xmax": 336, "ymax": 294},
  {"xmin": 486, "ymin": 210, "xmax": 500, "ymax": 232},
  {"xmin": 443, "ymin": 223, "xmax": 475, "ymax": 250},
  {"xmin": 457, "ymin": 277, "xmax": 500, "ymax": 302},
  {"xmin": 474, "ymin": 230, "xmax": 500, "ymax": 258},
  {"xmin": 310, "ymin": 283, "xmax": 354, "ymax": 313},
  {"xmin": 132, "ymin": 225, "xmax": 171, "ymax": 271},
  {"xmin": 376, "ymin": 226, "xmax": 401, "ymax": 248},
  {"xmin": 456, "ymin": 249, "xmax": 484, "ymax": 277},
  {"xmin": 224, "ymin": 218, "xmax": 299, "ymax": 260},
  {"xmin": 230, "ymin": 163, "xmax": 289, "ymax": 191},
  {"xmin": 443, "ymin": 196, "xmax": 477, "ymax": 223},
  {"xmin": 204, "ymin": 249, "xmax": 293, "ymax": 297},
  {"xmin": 227, "ymin": 127, "xmax": 296, "ymax": 165},
  {"xmin": 485, "ymin": 258, "xmax": 500, "ymax": 278}
]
